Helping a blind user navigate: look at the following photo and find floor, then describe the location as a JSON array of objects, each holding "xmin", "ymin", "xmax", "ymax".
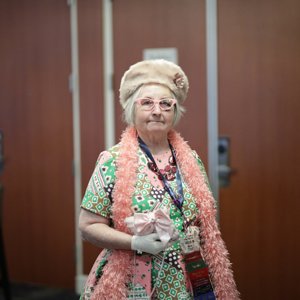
[{"xmin": 0, "ymin": 283, "xmax": 79, "ymax": 300}]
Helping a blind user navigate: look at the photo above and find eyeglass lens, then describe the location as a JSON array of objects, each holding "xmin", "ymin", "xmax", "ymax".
[{"xmin": 139, "ymin": 98, "xmax": 175, "ymax": 110}]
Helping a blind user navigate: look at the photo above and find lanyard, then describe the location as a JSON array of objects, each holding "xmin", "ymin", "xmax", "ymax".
[{"xmin": 138, "ymin": 137, "xmax": 185, "ymax": 212}]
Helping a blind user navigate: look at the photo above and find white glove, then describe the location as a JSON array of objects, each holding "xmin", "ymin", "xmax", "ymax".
[{"xmin": 131, "ymin": 233, "xmax": 168, "ymax": 255}]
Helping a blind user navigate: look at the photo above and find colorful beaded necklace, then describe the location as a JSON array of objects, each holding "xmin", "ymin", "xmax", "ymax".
[
  {"xmin": 147, "ymin": 153, "xmax": 177, "ymax": 181},
  {"xmin": 138, "ymin": 136, "xmax": 184, "ymax": 211}
]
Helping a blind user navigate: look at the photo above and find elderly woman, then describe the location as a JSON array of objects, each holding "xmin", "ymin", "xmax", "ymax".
[{"xmin": 79, "ymin": 60, "xmax": 239, "ymax": 300}]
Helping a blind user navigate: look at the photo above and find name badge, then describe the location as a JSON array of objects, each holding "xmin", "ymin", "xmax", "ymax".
[{"xmin": 180, "ymin": 226, "xmax": 216, "ymax": 300}]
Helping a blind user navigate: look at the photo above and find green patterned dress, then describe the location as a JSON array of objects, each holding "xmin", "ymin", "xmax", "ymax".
[{"xmin": 80, "ymin": 144, "xmax": 209, "ymax": 300}]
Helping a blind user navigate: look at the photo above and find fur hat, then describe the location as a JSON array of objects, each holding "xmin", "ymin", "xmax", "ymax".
[{"xmin": 119, "ymin": 59, "xmax": 189, "ymax": 108}]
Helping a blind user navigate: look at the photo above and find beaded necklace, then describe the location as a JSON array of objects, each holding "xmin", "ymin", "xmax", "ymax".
[
  {"xmin": 138, "ymin": 136, "xmax": 184, "ymax": 211},
  {"xmin": 147, "ymin": 152, "xmax": 177, "ymax": 181}
]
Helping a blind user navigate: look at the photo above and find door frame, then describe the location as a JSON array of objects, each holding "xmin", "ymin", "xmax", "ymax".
[
  {"xmin": 69, "ymin": 0, "xmax": 83, "ymax": 293},
  {"xmin": 205, "ymin": 0, "xmax": 220, "ymax": 218}
]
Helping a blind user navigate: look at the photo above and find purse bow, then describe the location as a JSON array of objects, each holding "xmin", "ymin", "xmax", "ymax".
[{"xmin": 126, "ymin": 207, "xmax": 177, "ymax": 245}]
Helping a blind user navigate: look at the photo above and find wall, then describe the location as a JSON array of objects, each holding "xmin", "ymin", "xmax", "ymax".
[{"xmin": 0, "ymin": 0, "xmax": 75, "ymax": 289}]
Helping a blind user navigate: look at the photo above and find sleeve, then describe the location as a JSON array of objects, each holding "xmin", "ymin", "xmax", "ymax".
[{"xmin": 81, "ymin": 151, "xmax": 116, "ymax": 219}]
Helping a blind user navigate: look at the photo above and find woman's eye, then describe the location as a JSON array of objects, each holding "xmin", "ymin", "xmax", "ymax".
[
  {"xmin": 141, "ymin": 99, "xmax": 153, "ymax": 106},
  {"xmin": 160, "ymin": 100, "xmax": 172, "ymax": 108}
]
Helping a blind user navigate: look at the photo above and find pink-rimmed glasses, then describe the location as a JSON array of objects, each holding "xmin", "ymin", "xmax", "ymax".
[{"xmin": 135, "ymin": 98, "xmax": 177, "ymax": 111}]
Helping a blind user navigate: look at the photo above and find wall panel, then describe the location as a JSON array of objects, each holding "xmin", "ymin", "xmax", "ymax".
[
  {"xmin": 77, "ymin": 0, "xmax": 105, "ymax": 274},
  {"xmin": 0, "ymin": 0, "xmax": 74, "ymax": 288},
  {"xmin": 218, "ymin": 1, "xmax": 300, "ymax": 298}
]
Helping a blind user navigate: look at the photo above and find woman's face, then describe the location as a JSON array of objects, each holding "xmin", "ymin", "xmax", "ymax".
[{"xmin": 134, "ymin": 84, "xmax": 175, "ymax": 136}]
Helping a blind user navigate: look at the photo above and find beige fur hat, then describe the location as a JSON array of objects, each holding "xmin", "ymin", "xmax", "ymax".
[{"xmin": 119, "ymin": 59, "xmax": 189, "ymax": 108}]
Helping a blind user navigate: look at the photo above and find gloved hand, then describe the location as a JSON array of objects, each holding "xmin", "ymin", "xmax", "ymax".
[{"xmin": 131, "ymin": 233, "xmax": 168, "ymax": 255}]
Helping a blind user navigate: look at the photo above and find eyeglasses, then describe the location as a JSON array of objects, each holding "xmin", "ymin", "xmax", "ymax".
[{"xmin": 135, "ymin": 98, "xmax": 177, "ymax": 111}]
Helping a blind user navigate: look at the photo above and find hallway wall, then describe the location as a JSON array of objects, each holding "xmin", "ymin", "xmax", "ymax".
[{"xmin": 0, "ymin": 0, "xmax": 75, "ymax": 288}]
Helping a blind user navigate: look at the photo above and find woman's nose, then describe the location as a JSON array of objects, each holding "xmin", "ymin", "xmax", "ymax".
[{"xmin": 151, "ymin": 103, "xmax": 162, "ymax": 114}]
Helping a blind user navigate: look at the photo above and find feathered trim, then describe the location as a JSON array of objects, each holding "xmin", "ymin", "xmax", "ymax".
[
  {"xmin": 91, "ymin": 126, "xmax": 240, "ymax": 299},
  {"xmin": 169, "ymin": 130, "xmax": 240, "ymax": 299},
  {"xmin": 91, "ymin": 127, "xmax": 137, "ymax": 300}
]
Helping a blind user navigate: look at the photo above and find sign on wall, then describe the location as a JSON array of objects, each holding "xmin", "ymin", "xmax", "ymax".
[{"xmin": 143, "ymin": 48, "xmax": 178, "ymax": 64}]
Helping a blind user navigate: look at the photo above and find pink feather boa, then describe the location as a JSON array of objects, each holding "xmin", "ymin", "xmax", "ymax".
[{"xmin": 91, "ymin": 126, "xmax": 239, "ymax": 300}]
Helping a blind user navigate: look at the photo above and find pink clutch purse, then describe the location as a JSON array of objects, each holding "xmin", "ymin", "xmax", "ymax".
[{"xmin": 125, "ymin": 207, "xmax": 178, "ymax": 245}]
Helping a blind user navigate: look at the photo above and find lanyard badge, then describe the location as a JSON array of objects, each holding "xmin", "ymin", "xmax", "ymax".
[{"xmin": 181, "ymin": 226, "xmax": 216, "ymax": 300}]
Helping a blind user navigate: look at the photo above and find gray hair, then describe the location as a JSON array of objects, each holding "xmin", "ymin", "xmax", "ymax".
[{"xmin": 122, "ymin": 86, "xmax": 185, "ymax": 126}]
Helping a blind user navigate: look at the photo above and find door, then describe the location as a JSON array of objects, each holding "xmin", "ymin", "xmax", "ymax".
[
  {"xmin": 0, "ymin": 0, "xmax": 75, "ymax": 288},
  {"xmin": 218, "ymin": 1, "xmax": 300, "ymax": 299}
]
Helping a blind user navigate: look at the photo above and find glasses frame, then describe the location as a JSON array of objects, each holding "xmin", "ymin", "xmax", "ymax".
[{"xmin": 135, "ymin": 98, "xmax": 177, "ymax": 111}]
